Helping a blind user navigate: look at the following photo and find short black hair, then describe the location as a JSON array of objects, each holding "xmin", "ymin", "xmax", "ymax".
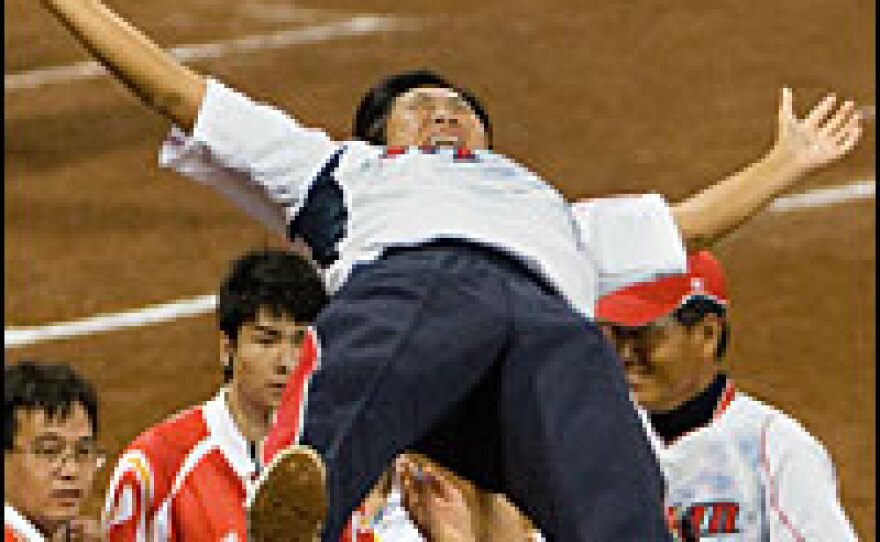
[
  {"xmin": 673, "ymin": 297, "xmax": 730, "ymax": 360},
  {"xmin": 218, "ymin": 249, "xmax": 327, "ymax": 344},
  {"xmin": 5, "ymin": 360, "xmax": 99, "ymax": 451},
  {"xmin": 353, "ymin": 69, "xmax": 492, "ymax": 146}
]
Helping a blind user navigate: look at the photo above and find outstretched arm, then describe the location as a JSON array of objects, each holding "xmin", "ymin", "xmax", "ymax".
[
  {"xmin": 41, "ymin": 0, "xmax": 206, "ymax": 131},
  {"xmin": 672, "ymin": 88, "xmax": 863, "ymax": 250}
]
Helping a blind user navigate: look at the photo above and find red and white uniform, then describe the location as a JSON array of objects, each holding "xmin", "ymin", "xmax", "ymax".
[
  {"xmin": 4, "ymin": 505, "xmax": 46, "ymax": 542},
  {"xmin": 645, "ymin": 381, "xmax": 857, "ymax": 541},
  {"xmin": 102, "ymin": 390, "xmax": 260, "ymax": 541}
]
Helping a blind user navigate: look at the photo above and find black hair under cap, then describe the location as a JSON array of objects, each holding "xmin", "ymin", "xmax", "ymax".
[{"xmin": 353, "ymin": 69, "xmax": 492, "ymax": 146}]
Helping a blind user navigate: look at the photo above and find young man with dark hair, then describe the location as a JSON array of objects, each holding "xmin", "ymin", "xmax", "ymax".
[
  {"xmin": 596, "ymin": 251, "xmax": 858, "ymax": 540},
  {"xmin": 39, "ymin": 0, "xmax": 863, "ymax": 539},
  {"xmin": 5, "ymin": 360, "xmax": 104, "ymax": 542},
  {"xmin": 101, "ymin": 249, "xmax": 327, "ymax": 541}
]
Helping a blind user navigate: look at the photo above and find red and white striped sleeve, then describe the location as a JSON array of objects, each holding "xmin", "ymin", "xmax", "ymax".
[{"xmin": 102, "ymin": 450, "xmax": 156, "ymax": 542}]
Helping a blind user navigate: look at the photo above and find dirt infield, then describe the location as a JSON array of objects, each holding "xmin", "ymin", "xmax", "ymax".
[{"xmin": 5, "ymin": 0, "xmax": 875, "ymax": 537}]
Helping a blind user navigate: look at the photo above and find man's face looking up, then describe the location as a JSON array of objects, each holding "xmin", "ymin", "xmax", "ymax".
[{"xmin": 384, "ymin": 86, "xmax": 489, "ymax": 150}]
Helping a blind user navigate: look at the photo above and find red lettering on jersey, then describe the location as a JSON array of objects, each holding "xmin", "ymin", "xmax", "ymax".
[
  {"xmin": 380, "ymin": 145, "xmax": 479, "ymax": 161},
  {"xmin": 671, "ymin": 501, "xmax": 740, "ymax": 537},
  {"xmin": 381, "ymin": 146, "xmax": 407, "ymax": 159},
  {"xmin": 687, "ymin": 504, "xmax": 708, "ymax": 534},
  {"xmin": 706, "ymin": 502, "xmax": 739, "ymax": 534},
  {"xmin": 454, "ymin": 147, "xmax": 477, "ymax": 161}
]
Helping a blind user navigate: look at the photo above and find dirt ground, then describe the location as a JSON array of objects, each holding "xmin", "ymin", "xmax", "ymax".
[{"xmin": 5, "ymin": 0, "xmax": 875, "ymax": 538}]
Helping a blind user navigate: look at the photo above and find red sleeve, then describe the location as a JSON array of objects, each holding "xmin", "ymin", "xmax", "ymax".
[
  {"xmin": 263, "ymin": 327, "xmax": 319, "ymax": 465},
  {"xmin": 103, "ymin": 452, "xmax": 154, "ymax": 542}
]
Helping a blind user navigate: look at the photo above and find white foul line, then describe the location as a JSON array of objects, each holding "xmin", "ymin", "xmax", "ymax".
[
  {"xmin": 5, "ymin": 15, "xmax": 413, "ymax": 92},
  {"xmin": 4, "ymin": 180, "xmax": 875, "ymax": 349},
  {"xmin": 770, "ymin": 179, "xmax": 875, "ymax": 211},
  {"xmin": 4, "ymin": 295, "xmax": 218, "ymax": 348}
]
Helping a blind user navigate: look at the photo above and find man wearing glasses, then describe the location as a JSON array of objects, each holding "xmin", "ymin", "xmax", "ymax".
[
  {"xmin": 596, "ymin": 251, "xmax": 858, "ymax": 540},
  {"xmin": 5, "ymin": 360, "xmax": 104, "ymax": 542}
]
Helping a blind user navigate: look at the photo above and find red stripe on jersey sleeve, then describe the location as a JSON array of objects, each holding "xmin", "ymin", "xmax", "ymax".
[{"xmin": 263, "ymin": 328, "xmax": 319, "ymax": 464}]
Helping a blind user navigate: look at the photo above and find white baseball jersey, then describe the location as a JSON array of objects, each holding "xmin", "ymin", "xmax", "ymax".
[
  {"xmin": 160, "ymin": 79, "xmax": 687, "ymax": 316},
  {"xmin": 643, "ymin": 381, "xmax": 858, "ymax": 541}
]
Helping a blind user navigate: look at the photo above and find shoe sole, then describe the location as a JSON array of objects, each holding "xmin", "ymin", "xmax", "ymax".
[{"xmin": 246, "ymin": 445, "xmax": 327, "ymax": 542}]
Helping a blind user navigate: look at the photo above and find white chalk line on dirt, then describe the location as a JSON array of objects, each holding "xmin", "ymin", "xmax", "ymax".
[
  {"xmin": 770, "ymin": 179, "xmax": 874, "ymax": 211},
  {"xmin": 5, "ymin": 15, "xmax": 413, "ymax": 92},
  {"xmin": 4, "ymin": 179, "xmax": 875, "ymax": 349}
]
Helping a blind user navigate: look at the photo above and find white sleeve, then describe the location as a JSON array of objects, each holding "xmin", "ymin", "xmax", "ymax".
[
  {"xmin": 159, "ymin": 78, "xmax": 341, "ymax": 238},
  {"xmin": 571, "ymin": 194, "xmax": 688, "ymax": 298},
  {"xmin": 763, "ymin": 419, "xmax": 858, "ymax": 541}
]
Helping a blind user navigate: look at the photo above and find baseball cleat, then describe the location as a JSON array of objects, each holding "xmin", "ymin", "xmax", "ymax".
[{"xmin": 246, "ymin": 445, "xmax": 327, "ymax": 542}]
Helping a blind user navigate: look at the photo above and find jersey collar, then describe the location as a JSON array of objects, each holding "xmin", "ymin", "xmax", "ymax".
[
  {"xmin": 649, "ymin": 373, "xmax": 736, "ymax": 445},
  {"xmin": 203, "ymin": 389, "xmax": 261, "ymax": 484},
  {"xmin": 4, "ymin": 504, "xmax": 47, "ymax": 542}
]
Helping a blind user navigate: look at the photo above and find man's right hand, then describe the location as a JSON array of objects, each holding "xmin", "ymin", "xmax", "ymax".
[
  {"xmin": 39, "ymin": 0, "xmax": 206, "ymax": 131},
  {"xmin": 772, "ymin": 88, "xmax": 863, "ymax": 177}
]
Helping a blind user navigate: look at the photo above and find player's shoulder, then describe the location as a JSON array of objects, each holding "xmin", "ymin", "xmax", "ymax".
[
  {"xmin": 120, "ymin": 403, "xmax": 210, "ymax": 476},
  {"xmin": 731, "ymin": 393, "xmax": 830, "ymax": 461},
  {"xmin": 130, "ymin": 404, "xmax": 209, "ymax": 453}
]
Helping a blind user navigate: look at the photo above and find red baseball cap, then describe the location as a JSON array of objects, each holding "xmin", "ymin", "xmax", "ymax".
[{"xmin": 595, "ymin": 251, "xmax": 728, "ymax": 327}]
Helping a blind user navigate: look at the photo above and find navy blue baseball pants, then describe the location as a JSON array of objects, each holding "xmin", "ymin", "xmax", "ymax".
[{"xmin": 300, "ymin": 242, "xmax": 671, "ymax": 541}]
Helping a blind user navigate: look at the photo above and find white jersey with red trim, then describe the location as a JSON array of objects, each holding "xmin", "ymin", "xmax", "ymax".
[
  {"xmin": 4, "ymin": 505, "xmax": 46, "ymax": 542},
  {"xmin": 644, "ymin": 382, "xmax": 857, "ymax": 541},
  {"xmin": 159, "ymin": 79, "xmax": 687, "ymax": 317},
  {"xmin": 101, "ymin": 390, "xmax": 260, "ymax": 541}
]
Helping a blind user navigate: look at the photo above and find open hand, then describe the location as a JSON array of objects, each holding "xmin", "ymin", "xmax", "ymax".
[{"xmin": 775, "ymin": 88, "xmax": 863, "ymax": 174}]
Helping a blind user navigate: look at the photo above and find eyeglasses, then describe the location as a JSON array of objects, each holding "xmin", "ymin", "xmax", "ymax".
[{"xmin": 10, "ymin": 440, "xmax": 106, "ymax": 470}]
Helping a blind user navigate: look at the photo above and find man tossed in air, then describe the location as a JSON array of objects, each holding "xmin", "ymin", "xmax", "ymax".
[{"xmin": 38, "ymin": 0, "xmax": 863, "ymax": 539}]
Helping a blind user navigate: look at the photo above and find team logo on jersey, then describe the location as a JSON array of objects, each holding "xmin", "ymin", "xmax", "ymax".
[
  {"xmin": 380, "ymin": 146, "xmax": 479, "ymax": 162},
  {"xmin": 106, "ymin": 484, "xmax": 135, "ymax": 527},
  {"xmin": 668, "ymin": 502, "xmax": 740, "ymax": 537}
]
